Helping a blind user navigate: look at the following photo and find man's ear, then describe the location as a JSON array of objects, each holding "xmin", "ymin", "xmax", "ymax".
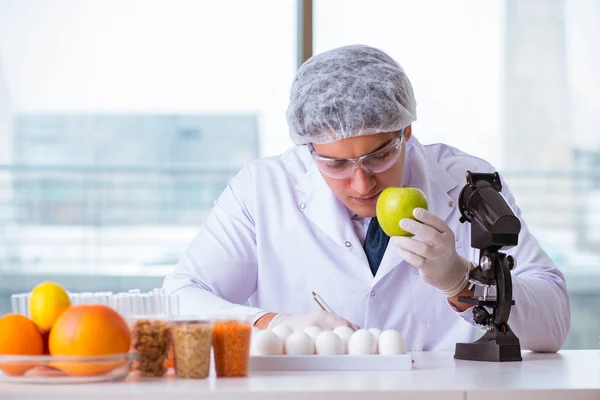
[{"xmin": 403, "ymin": 124, "xmax": 413, "ymax": 141}]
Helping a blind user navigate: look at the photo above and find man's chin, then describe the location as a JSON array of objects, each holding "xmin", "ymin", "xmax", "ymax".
[{"xmin": 348, "ymin": 203, "xmax": 377, "ymax": 219}]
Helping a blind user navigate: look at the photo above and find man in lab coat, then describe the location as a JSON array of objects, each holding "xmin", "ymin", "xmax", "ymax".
[{"xmin": 163, "ymin": 45, "xmax": 570, "ymax": 352}]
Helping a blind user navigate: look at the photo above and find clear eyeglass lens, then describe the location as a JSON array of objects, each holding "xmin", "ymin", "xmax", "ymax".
[
  {"xmin": 314, "ymin": 141, "xmax": 402, "ymax": 178},
  {"xmin": 361, "ymin": 149, "xmax": 399, "ymax": 172}
]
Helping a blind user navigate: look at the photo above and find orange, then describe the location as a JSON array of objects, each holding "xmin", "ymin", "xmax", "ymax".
[
  {"xmin": 49, "ymin": 305, "xmax": 131, "ymax": 376},
  {"xmin": 29, "ymin": 281, "xmax": 71, "ymax": 331},
  {"xmin": 0, "ymin": 314, "xmax": 44, "ymax": 376}
]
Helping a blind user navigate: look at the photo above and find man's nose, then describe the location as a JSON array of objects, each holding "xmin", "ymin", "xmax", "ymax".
[{"xmin": 350, "ymin": 166, "xmax": 376, "ymax": 195}]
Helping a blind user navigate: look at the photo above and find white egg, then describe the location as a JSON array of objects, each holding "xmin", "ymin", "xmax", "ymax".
[
  {"xmin": 304, "ymin": 325, "xmax": 323, "ymax": 339},
  {"xmin": 348, "ymin": 329, "xmax": 377, "ymax": 355},
  {"xmin": 368, "ymin": 328, "xmax": 382, "ymax": 340},
  {"xmin": 332, "ymin": 326, "xmax": 354, "ymax": 354},
  {"xmin": 368, "ymin": 328, "xmax": 382, "ymax": 352},
  {"xmin": 378, "ymin": 329, "xmax": 405, "ymax": 355},
  {"xmin": 315, "ymin": 331, "xmax": 344, "ymax": 355},
  {"xmin": 270, "ymin": 324, "xmax": 293, "ymax": 342},
  {"xmin": 251, "ymin": 326, "xmax": 261, "ymax": 337},
  {"xmin": 251, "ymin": 329, "xmax": 283, "ymax": 355},
  {"xmin": 285, "ymin": 331, "xmax": 315, "ymax": 355},
  {"xmin": 270, "ymin": 325, "xmax": 294, "ymax": 354}
]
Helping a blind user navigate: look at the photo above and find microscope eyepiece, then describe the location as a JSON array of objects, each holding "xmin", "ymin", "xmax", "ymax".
[{"xmin": 458, "ymin": 171, "xmax": 521, "ymax": 250}]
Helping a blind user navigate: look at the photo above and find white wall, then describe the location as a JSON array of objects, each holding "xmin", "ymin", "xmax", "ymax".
[
  {"xmin": 567, "ymin": 0, "xmax": 600, "ymax": 149},
  {"xmin": 0, "ymin": 0, "xmax": 298, "ymax": 157},
  {"xmin": 0, "ymin": 55, "xmax": 10, "ymax": 164},
  {"xmin": 0, "ymin": 54, "xmax": 11, "ymax": 267},
  {"xmin": 313, "ymin": 0, "xmax": 600, "ymax": 169},
  {"xmin": 0, "ymin": 0, "xmax": 598, "ymax": 162},
  {"xmin": 314, "ymin": 0, "xmax": 505, "ymax": 168}
]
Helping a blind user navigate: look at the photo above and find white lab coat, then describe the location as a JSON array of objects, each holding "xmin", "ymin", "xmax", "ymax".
[{"xmin": 163, "ymin": 136, "xmax": 570, "ymax": 352}]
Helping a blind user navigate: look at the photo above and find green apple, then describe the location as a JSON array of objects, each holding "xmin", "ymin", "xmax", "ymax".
[{"xmin": 376, "ymin": 187, "xmax": 428, "ymax": 237}]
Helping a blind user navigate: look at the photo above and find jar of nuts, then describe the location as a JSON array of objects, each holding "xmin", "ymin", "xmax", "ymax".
[{"xmin": 129, "ymin": 318, "xmax": 172, "ymax": 377}]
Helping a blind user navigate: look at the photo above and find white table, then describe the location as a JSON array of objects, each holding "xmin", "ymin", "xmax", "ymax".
[{"xmin": 1, "ymin": 350, "xmax": 599, "ymax": 400}]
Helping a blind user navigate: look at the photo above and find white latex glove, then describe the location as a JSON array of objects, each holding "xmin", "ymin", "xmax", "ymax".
[
  {"xmin": 267, "ymin": 311, "xmax": 360, "ymax": 331},
  {"xmin": 389, "ymin": 207, "xmax": 473, "ymax": 298}
]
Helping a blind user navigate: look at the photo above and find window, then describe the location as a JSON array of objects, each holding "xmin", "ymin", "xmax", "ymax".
[
  {"xmin": 0, "ymin": 0, "xmax": 297, "ymax": 306},
  {"xmin": 314, "ymin": 0, "xmax": 600, "ymax": 349},
  {"xmin": 1, "ymin": 0, "xmax": 598, "ymax": 350}
]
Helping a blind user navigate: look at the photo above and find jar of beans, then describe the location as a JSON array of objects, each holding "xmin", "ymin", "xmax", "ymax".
[{"xmin": 212, "ymin": 317, "xmax": 252, "ymax": 377}]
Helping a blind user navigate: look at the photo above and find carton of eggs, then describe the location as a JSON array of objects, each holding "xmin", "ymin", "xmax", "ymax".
[{"xmin": 251, "ymin": 325, "xmax": 405, "ymax": 356}]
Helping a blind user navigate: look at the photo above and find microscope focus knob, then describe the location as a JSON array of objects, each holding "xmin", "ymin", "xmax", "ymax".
[
  {"xmin": 481, "ymin": 255, "xmax": 492, "ymax": 271},
  {"xmin": 473, "ymin": 306, "xmax": 491, "ymax": 326},
  {"xmin": 507, "ymin": 255, "xmax": 516, "ymax": 271}
]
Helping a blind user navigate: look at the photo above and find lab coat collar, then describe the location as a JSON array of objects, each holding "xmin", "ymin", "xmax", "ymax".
[
  {"xmin": 296, "ymin": 148, "xmax": 373, "ymax": 281},
  {"xmin": 297, "ymin": 155, "xmax": 359, "ymax": 249}
]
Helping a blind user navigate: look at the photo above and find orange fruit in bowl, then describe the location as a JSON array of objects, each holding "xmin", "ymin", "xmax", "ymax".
[
  {"xmin": 29, "ymin": 281, "xmax": 71, "ymax": 331},
  {"xmin": 0, "ymin": 314, "xmax": 44, "ymax": 376},
  {"xmin": 49, "ymin": 304, "xmax": 131, "ymax": 377}
]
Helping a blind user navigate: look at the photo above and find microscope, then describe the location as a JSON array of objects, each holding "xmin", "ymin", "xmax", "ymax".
[{"xmin": 454, "ymin": 171, "xmax": 523, "ymax": 362}]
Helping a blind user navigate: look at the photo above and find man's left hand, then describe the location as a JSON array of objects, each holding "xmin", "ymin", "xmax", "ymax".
[{"xmin": 389, "ymin": 207, "xmax": 472, "ymax": 298}]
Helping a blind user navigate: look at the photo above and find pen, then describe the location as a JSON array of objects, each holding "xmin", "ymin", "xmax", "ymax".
[{"xmin": 311, "ymin": 291, "xmax": 334, "ymax": 314}]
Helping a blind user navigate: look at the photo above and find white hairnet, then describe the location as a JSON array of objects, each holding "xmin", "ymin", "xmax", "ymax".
[{"xmin": 286, "ymin": 45, "xmax": 417, "ymax": 145}]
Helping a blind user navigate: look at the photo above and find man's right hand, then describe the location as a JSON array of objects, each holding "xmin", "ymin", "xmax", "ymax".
[{"xmin": 265, "ymin": 311, "xmax": 359, "ymax": 331}]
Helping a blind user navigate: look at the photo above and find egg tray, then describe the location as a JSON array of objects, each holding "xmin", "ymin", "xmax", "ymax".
[{"xmin": 248, "ymin": 353, "xmax": 412, "ymax": 371}]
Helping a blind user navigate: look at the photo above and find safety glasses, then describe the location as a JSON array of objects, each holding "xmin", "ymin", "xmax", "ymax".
[{"xmin": 308, "ymin": 130, "xmax": 404, "ymax": 179}]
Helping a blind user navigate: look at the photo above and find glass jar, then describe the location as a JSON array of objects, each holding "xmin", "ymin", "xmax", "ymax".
[
  {"xmin": 170, "ymin": 319, "xmax": 213, "ymax": 379},
  {"xmin": 129, "ymin": 317, "xmax": 171, "ymax": 377},
  {"xmin": 212, "ymin": 317, "xmax": 252, "ymax": 377}
]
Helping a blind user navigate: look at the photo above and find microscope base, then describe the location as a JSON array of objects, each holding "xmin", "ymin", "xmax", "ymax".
[{"xmin": 454, "ymin": 330, "xmax": 522, "ymax": 362}]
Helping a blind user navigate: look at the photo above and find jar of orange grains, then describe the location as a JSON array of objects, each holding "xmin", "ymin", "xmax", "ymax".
[{"xmin": 212, "ymin": 317, "xmax": 252, "ymax": 377}]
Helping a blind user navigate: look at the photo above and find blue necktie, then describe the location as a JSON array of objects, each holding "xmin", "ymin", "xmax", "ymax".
[{"xmin": 363, "ymin": 217, "xmax": 390, "ymax": 276}]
